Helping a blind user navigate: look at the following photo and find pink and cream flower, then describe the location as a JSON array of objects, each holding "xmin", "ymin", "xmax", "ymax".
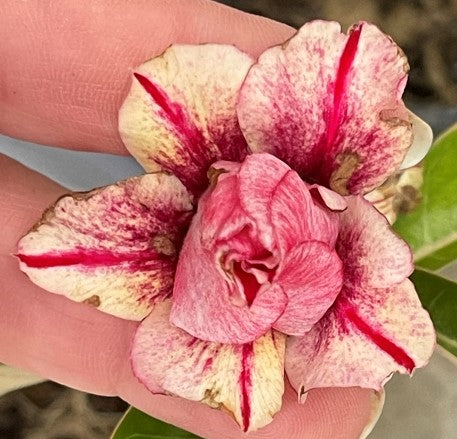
[{"xmin": 17, "ymin": 21, "xmax": 435, "ymax": 432}]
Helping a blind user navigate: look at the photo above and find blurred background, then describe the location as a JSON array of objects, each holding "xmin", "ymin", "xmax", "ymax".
[{"xmin": 1, "ymin": 0, "xmax": 457, "ymax": 438}]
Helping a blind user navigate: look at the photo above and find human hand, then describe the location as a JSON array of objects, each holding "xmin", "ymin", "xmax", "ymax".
[{"xmin": 0, "ymin": 1, "xmax": 379, "ymax": 437}]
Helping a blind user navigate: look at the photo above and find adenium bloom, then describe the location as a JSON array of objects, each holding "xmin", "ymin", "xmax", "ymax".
[{"xmin": 17, "ymin": 21, "xmax": 436, "ymax": 432}]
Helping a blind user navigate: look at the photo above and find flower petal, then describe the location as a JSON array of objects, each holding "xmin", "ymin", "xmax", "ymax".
[
  {"xmin": 336, "ymin": 196, "xmax": 413, "ymax": 290},
  {"xmin": 308, "ymin": 185, "xmax": 348, "ymax": 212},
  {"xmin": 170, "ymin": 192, "xmax": 288, "ymax": 344},
  {"xmin": 119, "ymin": 44, "xmax": 253, "ymax": 195},
  {"xmin": 17, "ymin": 174, "xmax": 193, "ymax": 320},
  {"xmin": 238, "ymin": 20, "xmax": 417, "ymax": 194},
  {"xmin": 238, "ymin": 154, "xmax": 340, "ymax": 252},
  {"xmin": 132, "ymin": 300, "xmax": 285, "ymax": 432},
  {"xmin": 400, "ymin": 111, "xmax": 433, "ymax": 170},
  {"xmin": 285, "ymin": 279, "xmax": 435, "ymax": 394},
  {"xmin": 273, "ymin": 241, "xmax": 343, "ymax": 336}
]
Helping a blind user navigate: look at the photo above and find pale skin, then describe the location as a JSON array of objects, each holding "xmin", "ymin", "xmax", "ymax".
[{"xmin": 0, "ymin": 1, "xmax": 375, "ymax": 437}]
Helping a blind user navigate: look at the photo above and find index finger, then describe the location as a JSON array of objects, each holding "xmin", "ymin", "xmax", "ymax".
[{"xmin": 0, "ymin": 0, "xmax": 294, "ymax": 154}]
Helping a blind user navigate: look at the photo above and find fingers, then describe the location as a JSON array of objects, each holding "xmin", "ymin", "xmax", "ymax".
[{"xmin": 0, "ymin": 0, "xmax": 294, "ymax": 154}]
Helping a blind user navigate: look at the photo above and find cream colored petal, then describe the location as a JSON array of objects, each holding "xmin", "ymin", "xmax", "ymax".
[
  {"xmin": 17, "ymin": 174, "xmax": 193, "ymax": 320},
  {"xmin": 132, "ymin": 301, "xmax": 285, "ymax": 432}
]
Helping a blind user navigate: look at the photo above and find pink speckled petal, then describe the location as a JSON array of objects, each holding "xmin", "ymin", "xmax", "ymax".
[
  {"xmin": 132, "ymin": 301, "xmax": 285, "ymax": 432},
  {"xmin": 273, "ymin": 241, "xmax": 343, "ymax": 336},
  {"xmin": 119, "ymin": 44, "xmax": 253, "ymax": 195},
  {"xmin": 170, "ymin": 189, "xmax": 288, "ymax": 344},
  {"xmin": 336, "ymin": 196, "xmax": 413, "ymax": 290},
  {"xmin": 17, "ymin": 174, "xmax": 193, "ymax": 320},
  {"xmin": 238, "ymin": 20, "xmax": 417, "ymax": 194},
  {"xmin": 239, "ymin": 154, "xmax": 340, "ymax": 252},
  {"xmin": 285, "ymin": 279, "xmax": 435, "ymax": 395}
]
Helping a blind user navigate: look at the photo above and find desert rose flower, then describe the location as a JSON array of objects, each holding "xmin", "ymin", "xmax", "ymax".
[{"xmin": 17, "ymin": 21, "xmax": 436, "ymax": 432}]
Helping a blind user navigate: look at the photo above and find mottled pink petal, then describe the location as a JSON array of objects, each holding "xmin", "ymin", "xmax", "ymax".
[
  {"xmin": 132, "ymin": 301, "xmax": 285, "ymax": 432},
  {"xmin": 285, "ymin": 279, "xmax": 435, "ymax": 394},
  {"xmin": 336, "ymin": 196, "xmax": 413, "ymax": 289},
  {"xmin": 170, "ymin": 190, "xmax": 288, "ymax": 344},
  {"xmin": 239, "ymin": 154, "xmax": 340, "ymax": 252},
  {"xmin": 238, "ymin": 20, "xmax": 427, "ymax": 194},
  {"xmin": 17, "ymin": 174, "xmax": 193, "ymax": 320},
  {"xmin": 273, "ymin": 241, "xmax": 343, "ymax": 336},
  {"xmin": 119, "ymin": 44, "xmax": 253, "ymax": 195}
]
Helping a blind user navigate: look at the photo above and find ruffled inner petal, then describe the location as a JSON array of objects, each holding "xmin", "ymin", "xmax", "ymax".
[
  {"xmin": 273, "ymin": 241, "xmax": 343, "ymax": 336},
  {"xmin": 170, "ymin": 189, "xmax": 287, "ymax": 344}
]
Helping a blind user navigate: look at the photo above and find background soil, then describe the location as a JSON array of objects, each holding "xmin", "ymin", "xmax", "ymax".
[{"xmin": 1, "ymin": 1, "xmax": 456, "ymax": 438}]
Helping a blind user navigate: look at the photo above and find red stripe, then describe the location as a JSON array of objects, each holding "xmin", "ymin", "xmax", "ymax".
[
  {"xmin": 133, "ymin": 72, "xmax": 208, "ymax": 195},
  {"xmin": 344, "ymin": 305, "xmax": 415, "ymax": 372},
  {"xmin": 17, "ymin": 249, "xmax": 160, "ymax": 268},
  {"xmin": 239, "ymin": 343, "xmax": 253, "ymax": 432},
  {"xmin": 326, "ymin": 24, "xmax": 362, "ymax": 147},
  {"xmin": 134, "ymin": 73, "xmax": 177, "ymax": 121}
]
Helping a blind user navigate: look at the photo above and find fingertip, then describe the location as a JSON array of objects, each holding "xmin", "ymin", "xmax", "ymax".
[{"xmin": 178, "ymin": 0, "xmax": 295, "ymax": 57}]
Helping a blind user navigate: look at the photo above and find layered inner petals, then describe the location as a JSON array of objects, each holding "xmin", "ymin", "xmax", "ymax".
[
  {"xmin": 119, "ymin": 44, "xmax": 253, "ymax": 196},
  {"xmin": 170, "ymin": 192, "xmax": 287, "ymax": 344},
  {"xmin": 17, "ymin": 174, "xmax": 193, "ymax": 320},
  {"xmin": 132, "ymin": 301, "xmax": 286, "ymax": 432},
  {"xmin": 285, "ymin": 280, "xmax": 435, "ymax": 395},
  {"xmin": 238, "ymin": 20, "xmax": 420, "ymax": 195},
  {"xmin": 171, "ymin": 154, "xmax": 343, "ymax": 344}
]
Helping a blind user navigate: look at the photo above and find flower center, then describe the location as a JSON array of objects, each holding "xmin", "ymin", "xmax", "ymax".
[
  {"xmin": 217, "ymin": 225, "xmax": 278, "ymax": 307},
  {"xmin": 232, "ymin": 259, "xmax": 276, "ymax": 306}
]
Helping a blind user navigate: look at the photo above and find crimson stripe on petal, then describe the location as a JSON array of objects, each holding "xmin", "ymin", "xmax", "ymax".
[
  {"xmin": 134, "ymin": 73, "xmax": 209, "ymax": 194},
  {"xmin": 119, "ymin": 45, "xmax": 252, "ymax": 196},
  {"xmin": 17, "ymin": 174, "xmax": 193, "ymax": 321},
  {"xmin": 134, "ymin": 73, "xmax": 178, "ymax": 123},
  {"xmin": 343, "ymin": 304, "xmax": 415, "ymax": 372},
  {"xmin": 285, "ymin": 280, "xmax": 435, "ymax": 394},
  {"xmin": 327, "ymin": 25, "xmax": 362, "ymax": 147},
  {"xmin": 16, "ymin": 249, "xmax": 162, "ymax": 268},
  {"xmin": 131, "ymin": 301, "xmax": 286, "ymax": 432},
  {"xmin": 238, "ymin": 21, "xmax": 416, "ymax": 195},
  {"xmin": 240, "ymin": 343, "xmax": 253, "ymax": 432}
]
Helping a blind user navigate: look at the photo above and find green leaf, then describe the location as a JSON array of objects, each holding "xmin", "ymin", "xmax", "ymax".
[
  {"xmin": 111, "ymin": 407, "xmax": 201, "ymax": 439},
  {"xmin": 394, "ymin": 123, "xmax": 457, "ymax": 270},
  {"xmin": 411, "ymin": 268, "xmax": 457, "ymax": 357}
]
